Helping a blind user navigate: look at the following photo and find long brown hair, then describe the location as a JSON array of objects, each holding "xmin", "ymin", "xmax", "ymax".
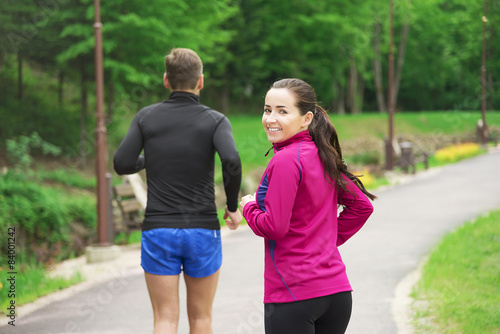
[{"xmin": 270, "ymin": 78, "xmax": 377, "ymax": 201}]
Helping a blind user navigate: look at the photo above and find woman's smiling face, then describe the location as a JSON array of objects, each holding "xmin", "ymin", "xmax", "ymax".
[{"xmin": 262, "ymin": 88, "xmax": 311, "ymax": 143}]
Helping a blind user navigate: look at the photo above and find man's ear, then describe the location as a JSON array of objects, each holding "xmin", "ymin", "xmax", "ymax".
[
  {"xmin": 163, "ymin": 73, "xmax": 171, "ymax": 89},
  {"xmin": 197, "ymin": 74, "xmax": 204, "ymax": 90}
]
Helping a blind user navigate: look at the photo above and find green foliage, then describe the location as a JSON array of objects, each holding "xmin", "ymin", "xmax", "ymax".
[
  {"xmin": 412, "ymin": 209, "xmax": 500, "ymax": 333},
  {"xmin": 0, "ymin": 172, "xmax": 96, "ymax": 264},
  {"xmin": 1, "ymin": 0, "xmax": 499, "ymax": 160},
  {"xmin": 36, "ymin": 168, "xmax": 96, "ymax": 189},
  {"xmin": 347, "ymin": 151, "xmax": 382, "ymax": 166},
  {"xmin": 0, "ymin": 54, "xmax": 82, "ymax": 154},
  {"xmin": 6, "ymin": 132, "xmax": 61, "ymax": 170}
]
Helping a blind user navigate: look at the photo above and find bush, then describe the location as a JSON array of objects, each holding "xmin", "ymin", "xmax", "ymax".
[
  {"xmin": 434, "ymin": 142, "xmax": 481, "ymax": 164},
  {"xmin": 0, "ymin": 172, "xmax": 96, "ymax": 264},
  {"xmin": 6, "ymin": 132, "xmax": 61, "ymax": 171},
  {"xmin": 347, "ymin": 150, "xmax": 382, "ymax": 166},
  {"xmin": 36, "ymin": 168, "xmax": 97, "ymax": 189}
]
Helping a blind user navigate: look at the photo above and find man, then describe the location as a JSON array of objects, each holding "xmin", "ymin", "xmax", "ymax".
[{"xmin": 114, "ymin": 48, "xmax": 242, "ymax": 334}]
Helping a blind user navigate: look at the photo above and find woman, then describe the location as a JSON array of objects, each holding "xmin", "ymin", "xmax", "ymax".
[{"xmin": 240, "ymin": 78, "xmax": 376, "ymax": 334}]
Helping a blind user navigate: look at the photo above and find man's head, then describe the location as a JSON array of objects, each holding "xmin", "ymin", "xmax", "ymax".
[{"xmin": 164, "ymin": 48, "xmax": 203, "ymax": 92}]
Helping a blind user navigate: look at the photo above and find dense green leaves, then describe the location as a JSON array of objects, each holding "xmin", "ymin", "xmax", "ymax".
[{"xmin": 0, "ymin": 0, "xmax": 498, "ymax": 152}]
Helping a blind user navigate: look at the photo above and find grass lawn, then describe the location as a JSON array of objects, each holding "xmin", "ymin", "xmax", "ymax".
[
  {"xmin": 411, "ymin": 209, "xmax": 500, "ymax": 333},
  {"xmin": 0, "ymin": 259, "xmax": 83, "ymax": 311}
]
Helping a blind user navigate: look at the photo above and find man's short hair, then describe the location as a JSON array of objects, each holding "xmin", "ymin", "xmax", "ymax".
[{"xmin": 164, "ymin": 48, "xmax": 203, "ymax": 90}]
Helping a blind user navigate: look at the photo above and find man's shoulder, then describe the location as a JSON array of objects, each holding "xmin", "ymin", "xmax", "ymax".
[
  {"xmin": 138, "ymin": 102, "xmax": 163, "ymax": 114},
  {"xmin": 201, "ymin": 104, "xmax": 225, "ymax": 118},
  {"xmin": 199, "ymin": 105, "xmax": 229, "ymax": 125}
]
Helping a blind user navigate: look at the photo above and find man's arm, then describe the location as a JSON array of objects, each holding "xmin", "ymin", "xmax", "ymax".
[
  {"xmin": 213, "ymin": 117, "xmax": 242, "ymax": 212},
  {"xmin": 113, "ymin": 115, "xmax": 145, "ymax": 175}
]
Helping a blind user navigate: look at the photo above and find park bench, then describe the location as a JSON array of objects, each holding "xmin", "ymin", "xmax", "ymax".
[
  {"xmin": 397, "ymin": 141, "xmax": 429, "ymax": 174},
  {"xmin": 112, "ymin": 174, "xmax": 146, "ymax": 239},
  {"xmin": 385, "ymin": 138, "xmax": 429, "ymax": 174}
]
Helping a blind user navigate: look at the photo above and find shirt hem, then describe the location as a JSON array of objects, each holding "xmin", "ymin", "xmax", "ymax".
[{"xmin": 263, "ymin": 285, "xmax": 353, "ymax": 304}]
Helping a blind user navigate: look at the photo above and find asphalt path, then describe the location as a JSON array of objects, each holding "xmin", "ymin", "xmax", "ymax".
[{"xmin": 2, "ymin": 149, "xmax": 500, "ymax": 334}]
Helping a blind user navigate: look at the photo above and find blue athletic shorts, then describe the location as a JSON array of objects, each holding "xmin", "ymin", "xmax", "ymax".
[{"xmin": 141, "ymin": 228, "xmax": 222, "ymax": 278}]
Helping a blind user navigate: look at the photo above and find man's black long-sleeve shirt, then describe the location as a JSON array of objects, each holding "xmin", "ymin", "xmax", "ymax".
[{"xmin": 113, "ymin": 91, "xmax": 241, "ymax": 231}]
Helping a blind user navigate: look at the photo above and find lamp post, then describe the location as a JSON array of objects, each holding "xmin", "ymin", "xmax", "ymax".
[{"xmin": 93, "ymin": 0, "xmax": 109, "ymax": 246}]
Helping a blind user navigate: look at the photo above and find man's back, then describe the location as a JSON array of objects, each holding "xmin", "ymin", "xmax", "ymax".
[{"xmin": 114, "ymin": 91, "xmax": 240, "ymax": 230}]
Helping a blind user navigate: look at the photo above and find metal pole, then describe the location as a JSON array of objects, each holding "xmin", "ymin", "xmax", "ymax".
[
  {"xmin": 106, "ymin": 173, "xmax": 115, "ymax": 244},
  {"xmin": 481, "ymin": 2, "xmax": 488, "ymax": 146},
  {"xmin": 386, "ymin": 0, "xmax": 395, "ymax": 170},
  {"xmin": 94, "ymin": 0, "xmax": 109, "ymax": 246}
]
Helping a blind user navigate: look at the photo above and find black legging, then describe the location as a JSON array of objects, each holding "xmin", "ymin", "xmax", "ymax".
[{"xmin": 264, "ymin": 291, "xmax": 352, "ymax": 334}]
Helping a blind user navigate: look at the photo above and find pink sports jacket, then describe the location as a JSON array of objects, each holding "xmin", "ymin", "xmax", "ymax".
[{"xmin": 243, "ymin": 130, "xmax": 374, "ymax": 303}]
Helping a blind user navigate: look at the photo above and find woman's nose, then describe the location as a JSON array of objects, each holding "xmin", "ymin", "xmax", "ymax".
[{"xmin": 265, "ymin": 112, "xmax": 276, "ymax": 123}]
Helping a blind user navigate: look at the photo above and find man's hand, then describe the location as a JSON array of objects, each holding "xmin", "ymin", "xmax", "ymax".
[{"xmin": 224, "ymin": 206, "xmax": 243, "ymax": 230}]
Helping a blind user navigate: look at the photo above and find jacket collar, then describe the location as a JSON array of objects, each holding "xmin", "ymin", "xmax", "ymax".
[
  {"xmin": 168, "ymin": 91, "xmax": 200, "ymax": 103},
  {"xmin": 274, "ymin": 130, "xmax": 312, "ymax": 152}
]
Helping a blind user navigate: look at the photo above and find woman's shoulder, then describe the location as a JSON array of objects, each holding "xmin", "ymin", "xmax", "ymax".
[{"xmin": 268, "ymin": 145, "xmax": 302, "ymax": 170}]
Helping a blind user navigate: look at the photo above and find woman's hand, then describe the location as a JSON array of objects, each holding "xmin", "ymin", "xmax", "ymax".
[{"xmin": 240, "ymin": 193, "xmax": 256, "ymax": 210}]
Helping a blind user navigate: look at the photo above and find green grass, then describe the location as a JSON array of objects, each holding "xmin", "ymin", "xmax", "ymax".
[
  {"xmin": 411, "ymin": 209, "xmax": 500, "ymax": 333},
  {"xmin": 0, "ymin": 259, "xmax": 84, "ymax": 311}
]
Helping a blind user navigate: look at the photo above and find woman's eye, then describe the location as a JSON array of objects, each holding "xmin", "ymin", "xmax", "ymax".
[
  {"xmin": 264, "ymin": 109, "xmax": 271, "ymax": 113},
  {"xmin": 279, "ymin": 110, "xmax": 287, "ymax": 114}
]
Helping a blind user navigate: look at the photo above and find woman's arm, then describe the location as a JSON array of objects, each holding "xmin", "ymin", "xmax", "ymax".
[
  {"xmin": 336, "ymin": 178, "xmax": 374, "ymax": 246},
  {"xmin": 242, "ymin": 156, "xmax": 300, "ymax": 240}
]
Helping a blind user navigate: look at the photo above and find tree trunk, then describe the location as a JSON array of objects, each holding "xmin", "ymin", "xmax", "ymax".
[
  {"xmin": 347, "ymin": 58, "xmax": 359, "ymax": 114},
  {"xmin": 357, "ymin": 75, "xmax": 365, "ymax": 113},
  {"xmin": 80, "ymin": 66, "xmax": 88, "ymax": 170},
  {"xmin": 333, "ymin": 80, "xmax": 346, "ymax": 115},
  {"xmin": 372, "ymin": 22, "xmax": 386, "ymax": 113},
  {"xmin": 487, "ymin": 23, "xmax": 494, "ymax": 111},
  {"xmin": 17, "ymin": 53, "xmax": 23, "ymax": 100},
  {"xmin": 58, "ymin": 70, "xmax": 64, "ymax": 107},
  {"xmin": 392, "ymin": 22, "xmax": 410, "ymax": 109}
]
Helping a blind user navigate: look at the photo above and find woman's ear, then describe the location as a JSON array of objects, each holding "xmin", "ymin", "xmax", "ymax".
[{"xmin": 302, "ymin": 111, "xmax": 314, "ymax": 127}]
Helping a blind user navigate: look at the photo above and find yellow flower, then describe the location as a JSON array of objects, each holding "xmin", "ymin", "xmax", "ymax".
[
  {"xmin": 435, "ymin": 143, "xmax": 480, "ymax": 163},
  {"xmin": 355, "ymin": 169, "xmax": 375, "ymax": 188}
]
